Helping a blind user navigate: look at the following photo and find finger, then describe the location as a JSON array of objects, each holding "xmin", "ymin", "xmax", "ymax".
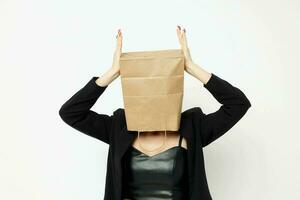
[
  {"xmin": 119, "ymin": 33, "xmax": 123, "ymax": 50},
  {"xmin": 116, "ymin": 29, "xmax": 120, "ymax": 38},
  {"xmin": 179, "ymin": 27, "xmax": 187, "ymax": 47},
  {"xmin": 119, "ymin": 29, "xmax": 122, "ymax": 45},
  {"xmin": 116, "ymin": 28, "xmax": 121, "ymax": 38},
  {"xmin": 182, "ymin": 28, "xmax": 186, "ymax": 40},
  {"xmin": 116, "ymin": 29, "xmax": 121, "ymax": 42},
  {"xmin": 116, "ymin": 29, "xmax": 122, "ymax": 51},
  {"xmin": 182, "ymin": 28, "xmax": 188, "ymax": 46},
  {"xmin": 177, "ymin": 25, "xmax": 182, "ymax": 38},
  {"xmin": 176, "ymin": 26, "xmax": 183, "ymax": 45}
]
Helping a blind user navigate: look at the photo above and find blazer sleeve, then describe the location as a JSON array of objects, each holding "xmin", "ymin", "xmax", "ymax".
[
  {"xmin": 59, "ymin": 77, "xmax": 112, "ymax": 145},
  {"xmin": 195, "ymin": 73, "xmax": 251, "ymax": 147}
]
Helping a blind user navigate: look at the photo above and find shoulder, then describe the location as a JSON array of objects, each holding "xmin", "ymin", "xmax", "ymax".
[
  {"xmin": 113, "ymin": 108, "xmax": 123, "ymax": 115},
  {"xmin": 112, "ymin": 108, "xmax": 126, "ymax": 123},
  {"xmin": 182, "ymin": 107, "xmax": 204, "ymax": 118}
]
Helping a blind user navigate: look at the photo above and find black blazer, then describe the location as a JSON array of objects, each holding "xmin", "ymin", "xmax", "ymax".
[{"xmin": 59, "ymin": 73, "xmax": 251, "ymax": 200}]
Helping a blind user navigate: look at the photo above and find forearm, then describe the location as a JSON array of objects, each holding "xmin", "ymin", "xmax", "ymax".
[
  {"xmin": 186, "ymin": 62, "xmax": 212, "ymax": 85},
  {"xmin": 203, "ymin": 73, "xmax": 251, "ymax": 108},
  {"xmin": 195, "ymin": 72, "xmax": 251, "ymax": 147},
  {"xmin": 59, "ymin": 76, "xmax": 108, "ymax": 124},
  {"xmin": 95, "ymin": 68, "xmax": 119, "ymax": 87},
  {"xmin": 59, "ymin": 76, "xmax": 112, "ymax": 144}
]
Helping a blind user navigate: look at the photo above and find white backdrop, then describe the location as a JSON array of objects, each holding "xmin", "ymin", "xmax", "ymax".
[{"xmin": 1, "ymin": 0, "xmax": 299, "ymax": 199}]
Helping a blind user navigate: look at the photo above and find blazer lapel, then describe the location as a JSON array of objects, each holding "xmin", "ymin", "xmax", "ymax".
[{"xmin": 118, "ymin": 125, "xmax": 137, "ymax": 159}]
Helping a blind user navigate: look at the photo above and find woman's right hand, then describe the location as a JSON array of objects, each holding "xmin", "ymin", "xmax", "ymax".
[
  {"xmin": 111, "ymin": 28, "xmax": 123, "ymax": 75},
  {"xmin": 95, "ymin": 29, "xmax": 123, "ymax": 87}
]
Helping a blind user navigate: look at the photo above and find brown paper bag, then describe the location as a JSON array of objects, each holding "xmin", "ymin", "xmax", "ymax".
[{"xmin": 119, "ymin": 49, "xmax": 184, "ymax": 132}]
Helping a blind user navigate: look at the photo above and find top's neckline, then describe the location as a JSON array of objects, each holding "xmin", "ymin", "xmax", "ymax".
[{"xmin": 130, "ymin": 145, "xmax": 187, "ymax": 158}]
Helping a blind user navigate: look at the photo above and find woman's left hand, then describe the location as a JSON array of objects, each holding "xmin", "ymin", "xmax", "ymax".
[{"xmin": 176, "ymin": 25, "xmax": 196, "ymax": 74}]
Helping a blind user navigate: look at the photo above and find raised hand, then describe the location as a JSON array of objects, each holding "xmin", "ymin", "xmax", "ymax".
[
  {"xmin": 95, "ymin": 28, "xmax": 122, "ymax": 87},
  {"xmin": 111, "ymin": 29, "xmax": 123, "ymax": 75},
  {"xmin": 176, "ymin": 25, "xmax": 195, "ymax": 75}
]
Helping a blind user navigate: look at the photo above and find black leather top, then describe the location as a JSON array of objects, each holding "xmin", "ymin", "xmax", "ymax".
[{"xmin": 122, "ymin": 135, "xmax": 189, "ymax": 200}]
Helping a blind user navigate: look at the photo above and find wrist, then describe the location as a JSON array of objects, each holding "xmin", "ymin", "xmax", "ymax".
[
  {"xmin": 186, "ymin": 61, "xmax": 197, "ymax": 71},
  {"xmin": 108, "ymin": 68, "xmax": 119, "ymax": 78},
  {"xmin": 96, "ymin": 68, "xmax": 119, "ymax": 87}
]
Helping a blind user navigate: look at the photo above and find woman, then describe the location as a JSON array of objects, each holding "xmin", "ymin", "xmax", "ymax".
[{"xmin": 59, "ymin": 26, "xmax": 251, "ymax": 200}]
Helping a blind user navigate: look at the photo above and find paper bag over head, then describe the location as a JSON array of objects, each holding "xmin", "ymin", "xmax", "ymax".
[{"xmin": 120, "ymin": 49, "xmax": 184, "ymax": 132}]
